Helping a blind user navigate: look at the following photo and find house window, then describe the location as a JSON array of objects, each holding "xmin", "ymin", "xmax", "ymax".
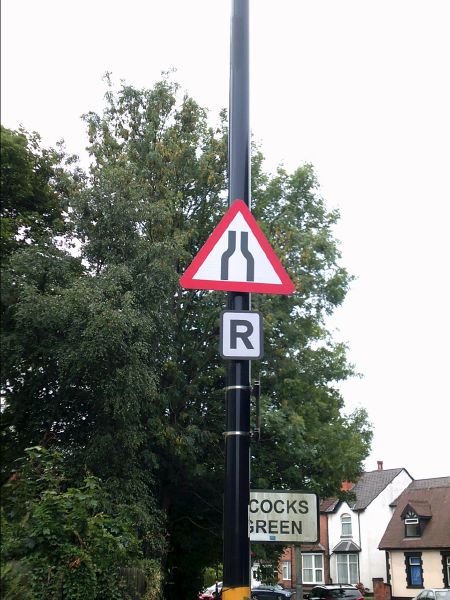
[
  {"xmin": 303, "ymin": 554, "xmax": 324, "ymax": 584},
  {"xmin": 405, "ymin": 553, "xmax": 423, "ymax": 588},
  {"xmin": 341, "ymin": 514, "xmax": 352, "ymax": 537},
  {"xmin": 442, "ymin": 553, "xmax": 450, "ymax": 587},
  {"xmin": 337, "ymin": 554, "xmax": 358, "ymax": 584},
  {"xmin": 282, "ymin": 560, "xmax": 291, "ymax": 581},
  {"xmin": 405, "ymin": 518, "xmax": 421, "ymax": 537}
]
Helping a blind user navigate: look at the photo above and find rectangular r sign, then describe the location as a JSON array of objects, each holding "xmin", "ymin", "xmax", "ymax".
[{"xmin": 220, "ymin": 311, "xmax": 263, "ymax": 360}]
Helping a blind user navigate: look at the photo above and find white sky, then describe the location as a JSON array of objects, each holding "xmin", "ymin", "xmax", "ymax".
[{"xmin": 2, "ymin": 0, "xmax": 449, "ymax": 480}]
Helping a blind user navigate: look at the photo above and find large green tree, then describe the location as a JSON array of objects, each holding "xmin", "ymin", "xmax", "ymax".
[
  {"xmin": 1, "ymin": 77, "xmax": 372, "ymax": 600},
  {"xmin": 0, "ymin": 125, "xmax": 78, "ymax": 257}
]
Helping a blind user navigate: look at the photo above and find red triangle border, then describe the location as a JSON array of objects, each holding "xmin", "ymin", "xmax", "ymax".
[{"xmin": 180, "ymin": 200, "xmax": 295, "ymax": 295}]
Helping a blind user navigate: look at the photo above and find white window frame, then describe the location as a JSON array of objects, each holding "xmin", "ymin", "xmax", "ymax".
[
  {"xmin": 302, "ymin": 553, "xmax": 324, "ymax": 584},
  {"xmin": 336, "ymin": 553, "xmax": 359, "ymax": 584},
  {"xmin": 341, "ymin": 513, "xmax": 352, "ymax": 537},
  {"xmin": 282, "ymin": 560, "xmax": 291, "ymax": 581},
  {"xmin": 406, "ymin": 554, "xmax": 423, "ymax": 587},
  {"xmin": 405, "ymin": 518, "xmax": 421, "ymax": 537}
]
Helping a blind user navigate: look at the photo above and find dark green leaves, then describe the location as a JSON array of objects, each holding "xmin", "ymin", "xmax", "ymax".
[{"xmin": 1, "ymin": 76, "xmax": 372, "ymax": 597}]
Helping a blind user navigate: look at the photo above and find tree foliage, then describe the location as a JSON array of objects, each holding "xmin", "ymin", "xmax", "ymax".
[
  {"xmin": 0, "ymin": 125, "xmax": 79, "ymax": 258},
  {"xmin": 0, "ymin": 76, "xmax": 372, "ymax": 599},
  {"xmin": 0, "ymin": 447, "xmax": 160, "ymax": 600}
]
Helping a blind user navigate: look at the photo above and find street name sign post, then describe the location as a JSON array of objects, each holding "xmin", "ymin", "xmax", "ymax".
[{"xmin": 250, "ymin": 490, "xmax": 319, "ymax": 600}]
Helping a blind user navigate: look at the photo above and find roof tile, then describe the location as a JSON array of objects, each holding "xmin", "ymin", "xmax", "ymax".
[{"xmin": 349, "ymin": 468, "xmax": 405, "ymax": 511}]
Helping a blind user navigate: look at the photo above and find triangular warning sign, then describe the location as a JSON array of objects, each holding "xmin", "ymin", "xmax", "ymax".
[{"xmin": 180, "ymin": 200, "xmax": 295, "ymax": 294}]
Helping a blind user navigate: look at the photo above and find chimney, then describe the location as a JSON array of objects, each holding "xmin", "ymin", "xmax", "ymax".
[
  {"xmin": 377, "ymin": 461, "xmax": 383, "ymax": 471},
  {"xmin": 341, "ymin": 481, "xmax": 354, "ymax": 491}
]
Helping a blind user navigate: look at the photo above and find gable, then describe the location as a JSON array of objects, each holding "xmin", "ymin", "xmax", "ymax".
[
  {"xmin": 349, "ymin": 468, "xmax": 410, "ymax": 511},
  {"xmin": 400, "ymin": 501, "xmax": 432, "ymax": 519}
]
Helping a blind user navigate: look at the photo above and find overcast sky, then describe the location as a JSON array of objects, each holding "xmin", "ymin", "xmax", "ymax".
[{"xmin": 2, "ymin": 0, "xmax": 449, "ymax": 480}]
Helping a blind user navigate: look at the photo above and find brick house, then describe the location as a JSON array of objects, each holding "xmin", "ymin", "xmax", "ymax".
[
  {"xmin": 278, "ymin": 498, "xmax": 332, "ymax": 590},
  {"xmin": 379, "ymin": 477, "xmax": 450, "ymax": 599}
]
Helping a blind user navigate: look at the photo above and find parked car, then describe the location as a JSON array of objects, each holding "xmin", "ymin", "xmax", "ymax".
[
  {"xmin": 305, "ymin": 585, "xmax": 364, "ymax": 600},
  {"xmin": 199, "ymin": 582, "xmax": 223, "ymax": 600},
  {"xmin": 251, "ymin": 584, "xmax": 296, "ymax": 600},
  {"xmin": 413, "ymin": 590, "xmax": 450, "ymax": 600}
]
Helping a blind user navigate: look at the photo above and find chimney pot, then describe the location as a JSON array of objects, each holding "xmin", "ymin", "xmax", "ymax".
[{"xmin": 377, "ymin": 461, "xmax": 383, "ymax": 470}]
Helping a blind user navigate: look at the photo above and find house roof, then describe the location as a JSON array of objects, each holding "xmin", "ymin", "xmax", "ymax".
[
  {"xmin": 379, "ymin": 485, "xmax": 450, "ymax": 550},
  {"xmin": 401, "ymin": 501, "xmax": 432, "ymax": 518},
  {"xmin": 391, "ymin": 476, "xmax": 450, "ymax": 507},
  {"xmin": 321, "ymin": 468, "xmax": 409, "ymax": 513},
  {"xmin": 320, "ymin": 497, "xmax": 340, "ymax": 513},
  {"xmin": 332, "ymin": 540, "xmax": 361, "ymax": 553},
  {"xmin": 408, "ymin": 477, "xmax": 450, "ymax": 489},
  {"xmin": 349, "ymin": 468, "xmax": 406, "ymax": 511}
]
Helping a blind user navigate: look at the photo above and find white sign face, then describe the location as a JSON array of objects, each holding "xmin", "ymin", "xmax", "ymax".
[
  {"xmin": 179, "ymin": 200, "xmax": 295, "ymax": 294},
  {"xmin": 220, "ymin": 311, "xmax": 263, "ymax": 360},
  {"xmin": 194, "ymin": 211, "xmax": 281, "ymax": 285},
  {"xmin": 249, "ymin": 490, "xmax": 319, "ymax": 544}
]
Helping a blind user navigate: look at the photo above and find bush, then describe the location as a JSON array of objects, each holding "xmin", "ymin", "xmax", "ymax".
[{"xmin": 0, "ymin": 447, "xmax": 151, "ymax": 600}]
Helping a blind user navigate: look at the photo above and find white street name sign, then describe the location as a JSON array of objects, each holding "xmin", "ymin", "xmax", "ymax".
[{"xmin": 249, "ymin": 490, "xmax": 319, "ymax": 544}]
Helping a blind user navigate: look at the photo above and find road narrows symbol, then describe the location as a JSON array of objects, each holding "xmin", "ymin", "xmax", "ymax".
[
  {"xmin": 220, "ymin": 231, "xmax": 236, "ymax": 280},
  {"xmin": 220, "ymin": 231, "xmax": 255, "ymax": 281},
  {"xmin": 179, "ymin": 199, "xmax": 295, "ymax": 294},
  {"xmin": 240, "ymin": 232, "xmax": 254, "ymax": 281}
]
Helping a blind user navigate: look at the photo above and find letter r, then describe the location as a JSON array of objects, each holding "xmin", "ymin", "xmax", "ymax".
[{"xmin": 230, "ymin": 320, "xmax": 254, "ymax": 350}]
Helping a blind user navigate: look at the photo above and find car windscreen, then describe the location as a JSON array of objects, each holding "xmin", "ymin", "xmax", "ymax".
[{"xmin": 329, "ymin": 590, "xmax": 360, "ymax": 598}]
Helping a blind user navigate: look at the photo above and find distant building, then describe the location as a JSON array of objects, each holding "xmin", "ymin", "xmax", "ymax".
[
  {"xmin": 325, "ymin": 464, "xmax": 413, "ymax": 589},
  {"xmin": 277, "ymin": 463, "xmax": 414, "ymax": 592},
  {"xmin": 379, "ymin": 477, "xmax": 450, "ymax": 599}
]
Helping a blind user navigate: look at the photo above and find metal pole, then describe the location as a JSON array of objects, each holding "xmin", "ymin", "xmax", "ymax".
[
  {"xmin": 295, "ymin": 546, "xmax": 303, "ymax": 600},
  {"xmin": 223, "ymin": 1, "xmax": 251, "ymax": 600}
]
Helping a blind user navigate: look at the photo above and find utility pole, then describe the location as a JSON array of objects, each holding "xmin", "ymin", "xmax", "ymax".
[
  {"xmin": 223, "ymin": 1, "xmax": 251, "ymax": 599},
  {"xmin": 180, "ymin": 5, "xmax": 297, "ymax": 598},
  {"xmin": 295, "ymin": 545, "xmax": 303, "ymax": 600}
]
